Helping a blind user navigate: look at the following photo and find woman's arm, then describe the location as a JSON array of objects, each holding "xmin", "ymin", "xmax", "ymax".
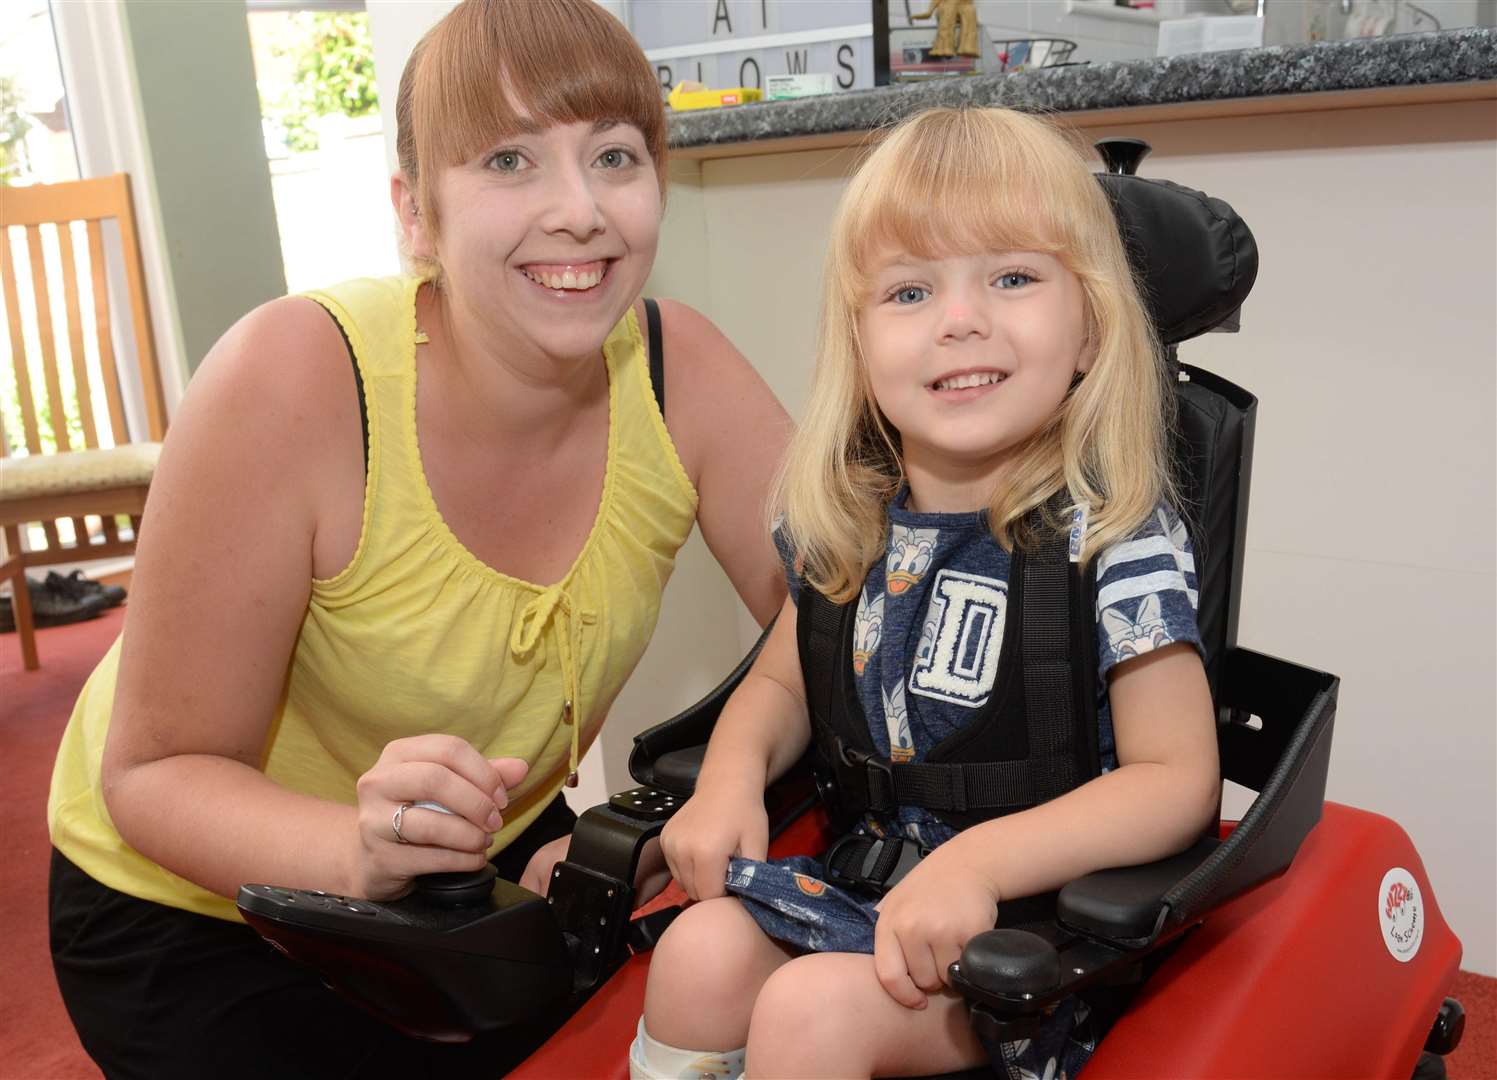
[
  {"xmin": 100, "ymin": 298, "xmax": 508, "ymax": 902},
  {"xmin": 650, "ymin": 299, "xmax": 792, "ymax": 627}
]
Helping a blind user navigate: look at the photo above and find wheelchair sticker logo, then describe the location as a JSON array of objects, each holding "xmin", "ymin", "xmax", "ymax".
[{"xmin": 1378, "ymin": 867, "xmax": 1423, "ymax": 962}]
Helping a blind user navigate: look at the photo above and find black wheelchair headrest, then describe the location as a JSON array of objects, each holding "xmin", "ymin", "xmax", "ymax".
[{"xmin": 1094, "ymin": 139, "xmax": 1259, "ymax": 346}]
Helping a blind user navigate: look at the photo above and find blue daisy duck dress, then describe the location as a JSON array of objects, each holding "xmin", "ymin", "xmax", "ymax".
[{"xmin": 726, "ymin": 491, "xmax": 1201, "ymax": 1079}]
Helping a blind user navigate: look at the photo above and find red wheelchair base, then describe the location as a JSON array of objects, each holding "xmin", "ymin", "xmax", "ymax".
[{"xmin": 512, "ymin": 802, "xmax": 1460, "ymax": 1079}]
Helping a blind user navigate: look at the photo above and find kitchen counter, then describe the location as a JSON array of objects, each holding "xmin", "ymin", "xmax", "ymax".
[{"xmin": 668, "ymin": 26, "xmax": 1497, "ymax": 158}]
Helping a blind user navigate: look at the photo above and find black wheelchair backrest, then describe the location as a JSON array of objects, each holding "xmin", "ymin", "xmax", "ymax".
[{"xmin": 1096, "ymin": 138, "xmax": 1259, "ymax": 701}]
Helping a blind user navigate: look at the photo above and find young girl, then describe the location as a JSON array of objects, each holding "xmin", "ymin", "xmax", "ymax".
[{"xmin": 631, "ymin": 107, "xmax": 1220, "ymax": 1080}]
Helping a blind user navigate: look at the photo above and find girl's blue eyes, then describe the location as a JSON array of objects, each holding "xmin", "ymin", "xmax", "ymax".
[
  {"xmin": 887, "ymin": 271, "xmax": 1036, "ymax": 304},
  {"xmin": 486, "ymin": 147, "xmax": 639, "ymax": 173}
]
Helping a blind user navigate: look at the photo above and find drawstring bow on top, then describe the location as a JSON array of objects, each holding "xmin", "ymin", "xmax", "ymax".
[{"xmin": 509, "ymin": 583, "xmax": 595, "ymax": 787}]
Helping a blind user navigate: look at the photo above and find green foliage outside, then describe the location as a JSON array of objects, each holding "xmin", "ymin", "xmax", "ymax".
[
  {"xmin": 261, "ymin": 12, "xmax": 379, "ymax": 153},
  {"xmin": 1, "ymin": 362, "xmax": 86, "ymax": 457},
  {"xmin": 0, "ymin": 75, "xmax": 29, "ymax": 448},
  {"xmin": 0, "ymin": 73, "xmax": 34, "ymax": 185},
  {"xmin": 0, "ymin": 66, "xmax": 81, "ymax": 456}
]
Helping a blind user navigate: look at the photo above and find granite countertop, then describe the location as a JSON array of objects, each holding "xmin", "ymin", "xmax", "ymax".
[{"xmin": 668, "ymin": 26, "xmax": 1497, "ymax": 150}]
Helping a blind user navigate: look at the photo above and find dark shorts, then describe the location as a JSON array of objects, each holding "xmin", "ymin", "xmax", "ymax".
[{"xmin": 49, "ymin": 795, "xmax": 577, "ymax": 1080}]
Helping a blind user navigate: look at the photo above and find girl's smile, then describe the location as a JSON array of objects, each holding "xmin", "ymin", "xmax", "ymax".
[{"xmin": 927, "ymin": 366, "xmax": 1009, "ymax": 396}]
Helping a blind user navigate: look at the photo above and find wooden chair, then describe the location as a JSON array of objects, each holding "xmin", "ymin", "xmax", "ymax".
[{"xmin": 1, "ymin": 174, "xmax": 167, "ymax": 670}]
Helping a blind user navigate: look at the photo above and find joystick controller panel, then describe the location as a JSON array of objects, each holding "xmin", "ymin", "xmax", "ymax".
[{"xmin": 237, "ymin": 872, "xmax": 573, "ymax": 1040}]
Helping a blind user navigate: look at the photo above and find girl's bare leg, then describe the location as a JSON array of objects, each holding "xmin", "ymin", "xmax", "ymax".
[
  {"xmin": 745, "ymin": 951, "xmax": 987, "ymax": 1079},
  {"xmin": 643, "ymin": 896, "xmax": 797, "ymax": 1050}
]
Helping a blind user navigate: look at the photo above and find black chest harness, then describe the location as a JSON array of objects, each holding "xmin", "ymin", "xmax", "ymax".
[{"xmin": 797, "ymin": 518, "xmax": 1103, "ymax": 896}]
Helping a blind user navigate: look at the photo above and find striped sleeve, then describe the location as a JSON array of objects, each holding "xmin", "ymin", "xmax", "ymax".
[
  {"xmin": 771, "ymin": 516, "xmax": 803, "ymax": 607},
  {"xmin": 1094, "ymin": 503, "xmax": 1202, "ymax": 681}
]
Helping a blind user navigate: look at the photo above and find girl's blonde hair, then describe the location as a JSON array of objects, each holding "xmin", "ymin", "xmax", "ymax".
[
  {"xmin": 394, "ymin": 0, "xmax": 668, "ymax": 278},
  {"xmin": 778, "ymin": 107, "xmax": 1174, "ymax": 602}
]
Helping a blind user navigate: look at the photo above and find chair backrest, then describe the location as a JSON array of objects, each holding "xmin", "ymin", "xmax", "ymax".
[{"xmin": 1, "ymin": 173, "xmax": 166, "ymax": 552}]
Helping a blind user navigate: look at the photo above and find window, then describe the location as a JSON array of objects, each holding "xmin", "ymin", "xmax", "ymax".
[{"xmin": 246, "ymin": 3, "xmax": 399, "ymax": 292}]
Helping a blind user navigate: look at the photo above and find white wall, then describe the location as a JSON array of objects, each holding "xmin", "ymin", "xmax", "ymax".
[
  {"xmin": 366, "ymin": 0, "xmax": 457, "ymax": 176},
  {"xmin": 672, "ymin": 100, "xmax": 1497, "ymax": 975}
]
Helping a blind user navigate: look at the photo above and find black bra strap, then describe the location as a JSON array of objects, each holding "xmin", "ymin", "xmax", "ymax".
[
  {"xmin": 315, "ymin": 302, "xmax": 369, "ymax": 475},
  {"xmin": 324, "ymin": 298, "xmax": 660, "ymax": 481},
  {"xmin": 643, "ymin": 297, "xmax": 665, "ymax": 417}
]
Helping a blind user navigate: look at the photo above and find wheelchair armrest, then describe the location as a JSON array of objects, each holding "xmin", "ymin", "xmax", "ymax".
[
  {"xmin": 651, "ymin": 745, "xmax": 707, "ymax": 793},
  {"xmin": 1058, "ymin": 835, "xmax": 1220, "ymax": 944},
  {"xmin": 951, "ymin": 840, "xmax": 1220, "ymax": 1035},
  {"xmin": 952, "ymin": 646, "xmax": 1340, "ymax": 1043}
]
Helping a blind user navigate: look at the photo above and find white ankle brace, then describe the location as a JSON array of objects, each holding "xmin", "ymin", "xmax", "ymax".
[{"xmin": 627, "ymin": 1017, "xmax": 746, "ymax": 1080}]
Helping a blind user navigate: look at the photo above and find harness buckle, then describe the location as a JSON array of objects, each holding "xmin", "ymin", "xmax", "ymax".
[
  {"xmin": 838, "ymin": 741, "xmax": 897, "ymax": 814},
  {"xmin": 823, "ymin": 833, "xmax": 929, "ymax": 896}
]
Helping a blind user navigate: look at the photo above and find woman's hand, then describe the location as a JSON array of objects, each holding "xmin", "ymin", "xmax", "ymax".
[
  {"xmin": 872, "ymin": 846, "xmax": 1000, "ymax": 1010},
  {"xmin": 660, "ymin": 783, "xmax": 768, "ymax": 902},
  {"xmin": 350, "ymin": 735, "xmax": 528, "ymax": 900}
]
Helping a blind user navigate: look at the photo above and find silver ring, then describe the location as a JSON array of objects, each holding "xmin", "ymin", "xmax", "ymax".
[{"xmin": 392, "ymin": 801, "xmax": 414, "ymax": 844}]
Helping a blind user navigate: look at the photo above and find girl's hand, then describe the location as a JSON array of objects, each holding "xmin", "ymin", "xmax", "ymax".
[
  {"xmin": 872, "ymin": 847, "xmax": 1000, "ymax": 1010},
  {"xmin": 350, "ymin": 735, "xmax": 528, "ymax": 900},
  {"xmin": 659, "ymin": 783, "xmax": 768, "ymax": 901}
]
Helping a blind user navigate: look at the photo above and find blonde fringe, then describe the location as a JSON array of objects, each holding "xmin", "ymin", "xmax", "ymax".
[{"xmin": 774, "ymin": 107, "xmax": 1175, "ymax": 601}]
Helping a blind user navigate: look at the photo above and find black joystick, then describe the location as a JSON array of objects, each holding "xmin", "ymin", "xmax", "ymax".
[
  {"xmin": 398, "ymin": 800, "xmax": 500, "ymax": 907},
  {"xmin": 412, "ymin": 864, "xmax": 498, "ymax": 908}
]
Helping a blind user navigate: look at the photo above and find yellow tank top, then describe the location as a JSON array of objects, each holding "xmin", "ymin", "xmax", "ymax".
[{"xmin": 48, "ymin": 275, "xmax": 699, "ymax": 922}]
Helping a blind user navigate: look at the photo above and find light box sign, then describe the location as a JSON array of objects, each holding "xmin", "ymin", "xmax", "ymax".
[{"xmin": 631, "ymin": 0, "xmax": 896, "ymax": 94}]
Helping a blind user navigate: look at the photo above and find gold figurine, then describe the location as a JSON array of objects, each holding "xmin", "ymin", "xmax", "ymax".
[{"xmin": 914, "ymin": 0, "xmax": 981, "ymax": 58}]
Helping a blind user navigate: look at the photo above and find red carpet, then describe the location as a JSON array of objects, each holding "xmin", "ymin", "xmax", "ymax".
[
  {"xmin": 2, "ymin": 607, "xmax": 122, "ymax": 1080},
  {"xmin": 2, "ymin": 608, "xmax": 1493, "ymax": 1080}
]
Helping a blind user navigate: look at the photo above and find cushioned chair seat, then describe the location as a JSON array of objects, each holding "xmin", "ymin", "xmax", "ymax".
[{"xmin": 0, "ymin": 443, "xmax": 162, "ymax": 502}]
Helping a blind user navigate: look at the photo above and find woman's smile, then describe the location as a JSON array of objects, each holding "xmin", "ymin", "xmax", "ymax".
[{"xmin": 518, "ymin": 258, "xmax": 615, "ymax": 295}]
